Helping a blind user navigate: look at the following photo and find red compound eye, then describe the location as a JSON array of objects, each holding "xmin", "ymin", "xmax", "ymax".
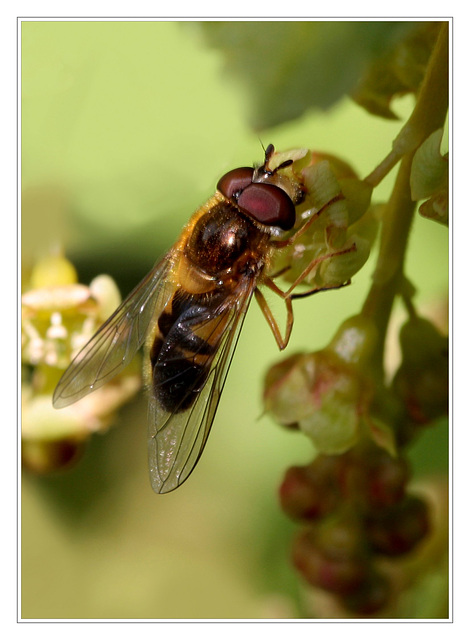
[
  {"xmin": 217, "ymin": 167, "xmax": 254, "ymax": 199},
  {"xmin": 237, "ymin": 182, "xmax": 296, "ymax": 230},
  {"xmin": 217, "ymin": 165, "xmax": 296, "ymax": 230}
]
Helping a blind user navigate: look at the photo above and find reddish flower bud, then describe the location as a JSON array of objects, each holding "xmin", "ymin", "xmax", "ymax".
[
  {"xmin": 340, "ymin": 570, "xmax": 391, "ymax": 615},
  {"xmin": 365, "ymin": 495, "xmax": 430, "ymax": 556},
  {"xmin": 279, "ymin": 456, "xmax": 342, "ymax": 521},
  {"xmin": 292, "ymin": 528, "xmax": 369, "ymax": 595}
]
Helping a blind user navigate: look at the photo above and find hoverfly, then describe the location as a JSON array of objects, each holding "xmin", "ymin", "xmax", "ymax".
[{"xmin": 53, "ymin": 144, "xmax": 347, "ymax": 493}]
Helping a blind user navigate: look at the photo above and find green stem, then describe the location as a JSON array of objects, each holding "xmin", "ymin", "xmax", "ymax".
[
  {"xmin": 393, "ymin": 23, "xmax": 449, "ymax": 157},
  {"xmin": 361, "ymin": 23, "xmax": 449, "ymax": 375},
  {"xmin": 364, "ymin": 22, "xmax": 449, "ymax": 188},
  {"xmin": 362, "ymin": 152, "xmax": 416, "ymax": 373}
]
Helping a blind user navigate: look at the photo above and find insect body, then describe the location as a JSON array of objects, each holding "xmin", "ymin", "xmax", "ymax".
[{"xmin": 53, "ymin": 145, "xmax": 338, "ymax": 493}]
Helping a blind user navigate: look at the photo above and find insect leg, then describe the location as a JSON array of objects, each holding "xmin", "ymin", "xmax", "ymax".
[
  {"xmin": 254, "ymin": 281, "xmax": 293, "ymax": 351},
  {"xmin": 257, "ymin": 243, "xmax": 355, "ymax": 350},
  {"xmin": 282, "ymin": 243, "xmax": 357, "ymax": 297},
  {"xmin": 290, "ymin": 279, "xmax": 352, "ymax": 300}
]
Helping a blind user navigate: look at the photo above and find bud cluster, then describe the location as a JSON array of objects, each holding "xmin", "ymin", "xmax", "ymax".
[
  {"xmin": 282, "ymin": 445, "xmax": 430, "ymax": 614},
  {"xmin": 264, "ymin": 307, "xmax": 446, "ymax": 615}
]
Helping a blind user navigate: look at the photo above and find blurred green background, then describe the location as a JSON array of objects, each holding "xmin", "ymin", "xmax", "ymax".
[{"xmin": 21, "ymin": 21, "xmax": 448, "ymax": 619}]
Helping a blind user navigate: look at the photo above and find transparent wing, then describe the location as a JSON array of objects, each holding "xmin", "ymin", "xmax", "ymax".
[
  {"xmin": 53, "ymin": 254, "xmax": 174, "ymax": 408},
  {"xmin": 147, "ymin": 279, "xmax": 255, "ymax": 494}
]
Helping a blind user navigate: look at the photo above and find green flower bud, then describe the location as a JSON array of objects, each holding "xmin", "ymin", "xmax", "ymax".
[
  {"xmin": 263, "ymin": 353, "xmax": 316, "ymax": 428},
  {"xmin": 308, "ymin": 151, "xmax": 359, "ymax": 181},
  {"xmin": 265, "ymin": 314, "xmax": 397, "ymax": 456},
  {"xmin": 302, "ymin": 159, "xmax": 345, "ymax": 223},
  {"xmin": 317, "ymin": 233, "xmax": 370, "ymax": 288},
  {"xmin": 299, "ymin": 152, "xmax": 372, "ymax": 233},
  {"xmin": 329, "ymin": 315, "xmax": 378, "ymax": 367},
  {"xmin": 268, "ymin": 147, "xmax": 310, "ymax": 174},
  {"xmin": 269, "ymin": 151, "xmax": 374, "ymax": 293},
  {"xmin": 298, "ymin": 366, "xmax": 362, "ymax": 454},
  {"xmin": 398, "ymin": 315, "xmax": 447, "ymax": 367},
  {"xmin": 338, "ymin": 178, "xmax": 373, "ymax": 226},
  {"xmin": 393, "ymin": 316, "xmax": 448, "ymax": 425},
  {"xmin": 348, "ymin": 202, "xmax": 383, "ymax": 247},
  {"xmin": 265, "ymin": 348, "xmax": 366, "ymax": 454}
]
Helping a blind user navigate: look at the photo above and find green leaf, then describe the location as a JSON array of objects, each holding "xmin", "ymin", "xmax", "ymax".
[
  {"xmin": 410, "ymin": 128, "xmax": 449, "ymax": 226},
  {"xmin": 351, "ymin": 22, "xmax": 442, "ymax": 119},
  {"xmin": 198, "ymin": 21, "xmax": 415, "ymax": 129},
  {"xmin": 410, "ymin": 128, "xmax": 448, "ymax": 201}
]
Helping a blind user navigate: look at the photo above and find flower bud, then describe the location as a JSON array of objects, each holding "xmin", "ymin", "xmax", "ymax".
[
  {"xmin": 269, "ymin": 348, "xmax": 366, "ymax": 454},
  {"xmin": 328, "ymin": 314, "xmax": 379, "ymax": 368},
  {"xmin": 364, "ymin": 495, "xmax": 430, "ymax": 556},
  {"xmin": 336, "ymin": 444, "xmax": 408, "ymax": 510},
  {"xmin": 279, "ymin": 456, "xmax": 342, "ymax": 521},
  {"xmin": 317, "ymin": 233, "xmax": 370, "ymax": 288},
  {"xmin": 296, "ymin": 317, "xmax": 381, "ymax": 454},
  {"xmin": 292, "ymin": 526, "xmax": 369, "ymax": 595},
  {"xmin": 363, "ymin": 450, "xmax": 409, "ymax": 510},
  {"xmin": 270, "ymin": 150, "xmax": 374, "ymax": 294},
  {"xmin": 314, "ymin": 512, "xmax": 366, "ymax": 562},
  {"xmin": 299, "ymin": 152, "xmax": 372, "ymax": 232},
  {"xmin": 263, "ymin": 353, "xmax": 316, "ymax": 428},
  {"xmin": 265, "ymin": 314, "xmax": 397, "ymax": 456},
  {"xmin": 340, "ymin": 570, "xmax": 391, "ymax": 615},
  {"xmin": 301, "ymin": 158, "xmax": 347, "ymax": 231},
  {"xmin": 297, "ymin": 359, "xmax": 362, "ymax": 454},
  {"xmin": 393, "ymin": 316, "xmax": 448, "ymax": 425}
]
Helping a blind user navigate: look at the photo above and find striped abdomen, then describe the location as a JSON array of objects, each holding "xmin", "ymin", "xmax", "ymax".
[{"xmin": 149, "ymin": 289, "xmax": 229, "ymax": 413}]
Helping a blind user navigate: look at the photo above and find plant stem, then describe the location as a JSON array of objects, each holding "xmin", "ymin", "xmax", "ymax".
[
  {"xmin": 364, "ymin": 22, "xmax": 449, "ymax": 188},
  {"xmin": 362, "ymin": 152, "xmax": 416, "ymax": 374},
  {"xmin": 361, "ymin": 22, "xmax": 449, "ymax": 376},
  {"xmin": 393, "ymin": 23, "xmax": 449, "ymax": 157}
]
